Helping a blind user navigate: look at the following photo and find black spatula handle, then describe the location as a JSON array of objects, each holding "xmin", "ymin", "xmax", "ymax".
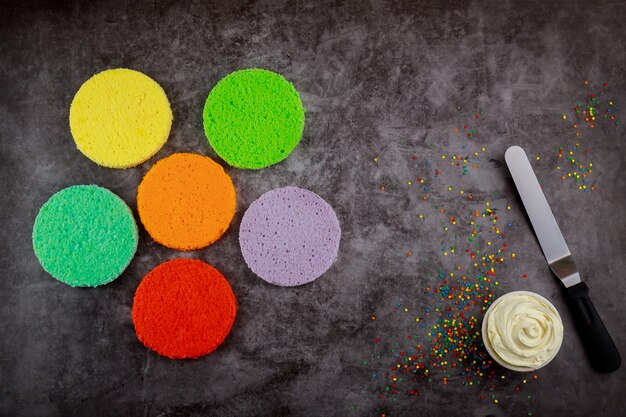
[{"xmin": 564, "ymin": 282, "xmax": 621, "ymax": 373}]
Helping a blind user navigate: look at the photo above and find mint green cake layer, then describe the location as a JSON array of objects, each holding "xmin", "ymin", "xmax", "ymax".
[
  {"xmin": 32, "ymin": 185, "xmax": 138, "ymax": 287},
  {"xmin": 203, "ymin": 68, "xmax": 305, "ymax": 169}
]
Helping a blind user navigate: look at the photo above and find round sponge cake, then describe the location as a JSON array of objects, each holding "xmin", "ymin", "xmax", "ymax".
[
  {"xmin": 137, "ymin": 153, "xmax": 236, "ymax": 251},
  {"xmin": 69, "ymin": 68, "xmax": 173, "ymax": 168},
  {"xmin": 32, "ymin": 185, "xmax": 138, "ymax": 287},
  {"xmin": 239, "ymin": 186, "xmax": 341, "ymax": 286},
  {"xmin": 203, "ymin": 68, "xmax": 305, "ymax": 169},
  {"xmin": 132, "ymin": 258, "xmax": 237, "ymax": 359}
]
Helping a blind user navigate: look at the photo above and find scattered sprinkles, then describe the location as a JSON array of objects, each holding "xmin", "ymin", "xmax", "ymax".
[
  {"xmin": 556, "ymin": 81, "xmax": 620, "ymax": 192},
  {"xmin": 368, "ymin": 112, "xmax": 537, "ymax": 415}
]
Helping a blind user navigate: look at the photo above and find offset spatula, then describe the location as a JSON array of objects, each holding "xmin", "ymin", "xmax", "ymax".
[{"xmin": 505, "ymin": 145, "xmax": 621, "ymax": 373}]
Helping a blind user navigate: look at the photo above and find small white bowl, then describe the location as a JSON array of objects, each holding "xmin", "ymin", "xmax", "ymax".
[{"xmin": 482, "ymin": 290, "xmax": 563, "ymax": 372}]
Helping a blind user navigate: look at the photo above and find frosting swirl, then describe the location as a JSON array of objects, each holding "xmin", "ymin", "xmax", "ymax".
[{"xmin": 484, "ymin": 291, "xmax": 563, "ymax": 370}]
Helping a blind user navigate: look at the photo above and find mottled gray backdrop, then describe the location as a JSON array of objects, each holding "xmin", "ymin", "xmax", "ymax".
[{"xmin": 1, "ymin": 0, "xmax": 625, "ymax": 416}]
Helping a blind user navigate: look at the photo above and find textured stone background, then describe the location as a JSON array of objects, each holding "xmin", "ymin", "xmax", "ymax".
[{"xmin": 1, "ymin": 0, "xmax": 625, "ymax": 416}]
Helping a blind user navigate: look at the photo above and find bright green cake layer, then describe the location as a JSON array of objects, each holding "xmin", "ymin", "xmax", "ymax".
[
  {"xmin": 32, "ymin": 185, "xmax": 138, "ymax": 287},
  {"xmin": 203, "ymin": 68, "xmax": 305, "ymax": 169}
]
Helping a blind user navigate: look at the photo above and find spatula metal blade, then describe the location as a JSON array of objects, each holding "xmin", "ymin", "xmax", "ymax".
[{"xmin": 504, "ymin": 146, "xmax": 581, "ymax": 288}]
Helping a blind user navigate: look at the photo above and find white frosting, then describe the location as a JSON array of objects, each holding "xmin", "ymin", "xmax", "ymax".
[{"xmin": 485, "ymin": 291, "xmax": 563, "ymax": 369}]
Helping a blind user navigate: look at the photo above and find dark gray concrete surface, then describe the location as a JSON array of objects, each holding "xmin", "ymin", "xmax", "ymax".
[{"xmin": 1, "ymin": 1, "xmax": 625, "ymax": 416}]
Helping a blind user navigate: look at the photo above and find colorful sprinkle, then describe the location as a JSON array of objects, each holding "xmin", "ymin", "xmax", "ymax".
[{"xmin": 368, "ymin": 111, "xmax": 537, "ymax": 413}]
